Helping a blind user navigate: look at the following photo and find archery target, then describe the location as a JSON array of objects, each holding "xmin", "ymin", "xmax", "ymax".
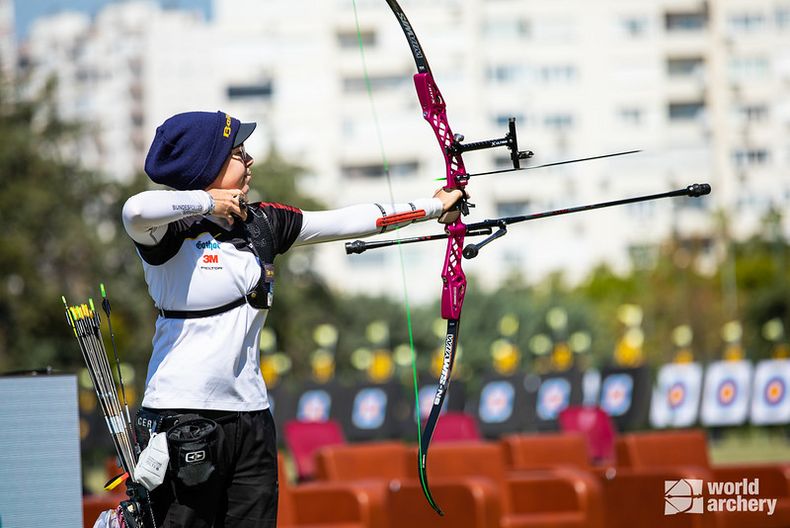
[
  {"xmin": 537, "ymin": 377, "xmax": 572, "ymax": 420},
  {"xmin": 479, "ymin": 380, "xmax": 516, "ymax": 423},
  {"xmin": 297, "ymin": 389, "xmax": 331, "ymax": 422},
  {"xmin": 700, "ymin": 360, "xmax": 752, "ymax": 426},
  {"xmin": 351, "ymin": 387, "xmax": 388, "ymax": 429},
  {"xmin": 650, "ymin": 362, "xmax": 703, "ymax": 428},
  {"xmin": 750, "ymin": 359, "xmax": 790, "ymax": 425},
  {"xmin": 600, "ymin": 373, "xmax": 634, "ymax": 417}
]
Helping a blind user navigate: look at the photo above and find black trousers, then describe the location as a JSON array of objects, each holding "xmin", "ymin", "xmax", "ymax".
[{"xmin": 137, "ymin": 408, "xmax": 278, "ymax": 528}]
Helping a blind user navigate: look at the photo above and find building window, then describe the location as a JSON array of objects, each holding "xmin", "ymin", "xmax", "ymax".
[
  {"xmin": 618, "ymin": 107, "xmax": 643, "ymax": 125},
  {"xmin": 729, "ymin": 56, "xmax": 769, "ymax": 80},
  {"xmin": 227, "ymin": 82, "xmax": 273, "ymax": 99},
  {"xmin": 627, "ymin": 201, "xmax": 656, "ymax": 220},
  {"xmin": 342, "ymin": 74, "xmax": 405, "ymax": 93},
  {"xmin": 668, "ymin": 101, "xmax": 705, "ymax": 121},
  {"xmin": 538, "ymin": 64, "xmax": 578, "ymax": 83},
  {"xmin": 732, "ymin": 149, "xmax": 769, "ymax": 167},
  {"xmin": 341, "ymin": 161, "xmax": 419, "ymax": 179},
  {"xmin": 483, "ymin": 18, "xmax": 530, "ymax": 39},
  {"xmin": 533, "ymin": 19, "xmax": 576, "ymax": 42},
  {"xmin": 544, "ymin": 113, "xmax": 574, "ymax": 130},
  {"xmin": 621, "ymin": 16, "xmax": 649, "ymax": 37},
  {"xmin": 727, "ymin": 12, "xmax": 767, "ymax": 32},
  {"xmin": 337, "ymin": 30, "xmax": 376, "ymax": 49},
  {"xmin": 496, "ymin": 200, "xmax": 531, "ymax": 217},
  {"xmin": 667, "ymin": 57, "xmax": 705, "ymax": 77},
  {"xmin": 738, "ymin": 104, "xmax": 769, "ymax": 123},
  {"xmin": 777, "ymin": 7, "xmax": 790, "ymax": 28},
  {"xmin": 665, "ymin": 12, "xmax": 708, "ymax": 31},
  {"xmin": 487, "ymin": 64, "xmax": 528, "ymax": 83},
  {"xmin": 493, "ymin": 113, "xmax": 527, "ymax": 128}
]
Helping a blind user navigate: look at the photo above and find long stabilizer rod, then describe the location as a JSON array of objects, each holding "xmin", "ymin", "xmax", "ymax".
[{"xmin": 346, "ymin": 183, "xmax": 711, "ymax": 256}]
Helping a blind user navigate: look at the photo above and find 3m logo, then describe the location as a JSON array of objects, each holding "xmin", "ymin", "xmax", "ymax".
[
  {"xmin": 665, "ymin": 479, "xmax": 704, "ymax": 515},
  {"xmin": 185, "ymin": 450, "xmax": 206, "ymax": 464},
  {"xmin": 203, "ymin": 254, "xmax": 219, "ymax": 264}
]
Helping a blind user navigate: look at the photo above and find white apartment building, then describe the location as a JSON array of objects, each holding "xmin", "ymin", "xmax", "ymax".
[
  {"xmin": 23, "ymin": 2, "xmax": 209, "ymax": 181},
  {"xmin": 0, "ymin": 0, "xmax": 14, "ymax": 79},
  {"xmin": 20, "ymin": 0, "xmax": 790, "ymax": 302}
]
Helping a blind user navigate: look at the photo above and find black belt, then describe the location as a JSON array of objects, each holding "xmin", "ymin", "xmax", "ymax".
[
  {"xmin": 161, "ymin": 409, "xmax": 240, "ymax": 428},
  {"xmin": 157, "ymin": 296, "xmax": 247, "ymax": 319}
]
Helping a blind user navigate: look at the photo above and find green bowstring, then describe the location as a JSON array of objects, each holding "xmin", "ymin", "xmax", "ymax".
[{"xmin": 350, "ymin": 0, "xmax": 424, "ymax": 453}]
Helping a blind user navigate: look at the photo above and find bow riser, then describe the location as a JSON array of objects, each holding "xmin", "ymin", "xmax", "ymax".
[
  {"xmin": 413, "ymin": 71, "xmax": 469, "ymax": 320},
  {"xmin": 441, "ymin": 224, "xmax": 466, "ymax": 319},
  {"xmin": 414, "ymin": 73, "xmax": 468, "ymax": 190}
]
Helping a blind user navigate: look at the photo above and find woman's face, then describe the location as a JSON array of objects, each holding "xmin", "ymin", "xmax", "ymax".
[{"xmin": 207, "ymin": 144, "xmax": 254, "ymax": 194}]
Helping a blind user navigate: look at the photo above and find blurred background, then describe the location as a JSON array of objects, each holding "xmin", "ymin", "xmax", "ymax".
[{"xmin": 0, "ymin": 0, "xmax": 788, "ymax": 500}]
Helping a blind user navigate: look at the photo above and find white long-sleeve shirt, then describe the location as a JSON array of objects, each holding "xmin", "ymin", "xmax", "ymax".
[{"xmin": 122, "ymin": 190, "xmax": 442, "ymax": 411}]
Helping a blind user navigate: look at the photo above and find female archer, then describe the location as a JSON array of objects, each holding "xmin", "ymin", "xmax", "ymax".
[{"xmin": 121, "ymin": 110, "xmax": 461, "ymax": 527}]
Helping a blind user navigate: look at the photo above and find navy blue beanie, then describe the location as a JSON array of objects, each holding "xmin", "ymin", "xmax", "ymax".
[{"xmin": 144, "ymin": 111, "xmax": 256, "ymax": 190}]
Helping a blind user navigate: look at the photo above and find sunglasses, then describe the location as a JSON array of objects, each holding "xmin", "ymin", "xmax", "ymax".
[{"xmin": 231, "ymin": 144, "xmax": 252, "ymax": 163}]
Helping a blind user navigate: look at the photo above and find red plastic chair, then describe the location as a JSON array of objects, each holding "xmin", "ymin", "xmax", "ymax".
[
  {"xmin": 558, "ymin": 406, "xmax": 616, "ymax": 464},
  {"xmin": 283, "ymin": 419, "xmax": 346, "ymax": 481},
  {"xmin": 431, "ymin": 411, "xmax": 482, "ymax": 443}
]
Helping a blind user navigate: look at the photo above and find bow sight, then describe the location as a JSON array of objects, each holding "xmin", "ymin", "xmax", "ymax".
[{"xmin": 449, "ymin": 117, "xmax": 533, "ymax": 180}]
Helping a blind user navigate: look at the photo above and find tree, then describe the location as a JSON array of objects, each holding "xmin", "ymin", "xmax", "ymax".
[{"xmin": 0, "ymin": 80, "xmax": 153, "ymax": 374}]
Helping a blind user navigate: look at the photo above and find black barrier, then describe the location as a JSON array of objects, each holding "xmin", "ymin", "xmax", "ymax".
[
  {"xmin": 292, "ymin": 380, "xmax": 345, "ymax": 424},
  {"xmin": 535, "ymin": 369, "xmax": 585, "ymax": 431},
  {"xmin": 335, "ymin": 381, "xmax": 408, "ymax": 441},
  {"xmin": 598, "ymin": 365, "xmax": 652, "ymax": 431},
  {"xmin": 470, "ymin": 373, "xmax": 537, "ymax": 438}
]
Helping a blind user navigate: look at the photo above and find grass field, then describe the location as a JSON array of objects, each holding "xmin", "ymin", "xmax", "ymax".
[{"xmin": 708, "ymin": 427, "xmax": 790, "ymax": 464}]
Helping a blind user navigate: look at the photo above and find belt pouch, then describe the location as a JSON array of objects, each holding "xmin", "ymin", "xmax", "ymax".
[{"xmin": 166, "ymin": 416, "xmax": 220, "ymax": 487}]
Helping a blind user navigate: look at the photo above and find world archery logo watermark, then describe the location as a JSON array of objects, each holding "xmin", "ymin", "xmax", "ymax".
[
  {"xmin": 664, "ymin": 479, "xmax": 704, "ymax": 514},
  {"xmin": 664, "ymin": 478, "xmax": 777, "ymax": 516}
]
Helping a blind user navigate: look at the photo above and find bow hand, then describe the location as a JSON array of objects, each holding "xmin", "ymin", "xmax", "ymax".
[{"xmin": 434, "ymin": 187, "xmax": 469, "ymax": 224}]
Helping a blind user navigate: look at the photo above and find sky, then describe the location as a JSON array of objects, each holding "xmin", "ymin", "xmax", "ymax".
[{"xmin": 12, "ymin": 0, "xmax": 212, "ymax": 41}]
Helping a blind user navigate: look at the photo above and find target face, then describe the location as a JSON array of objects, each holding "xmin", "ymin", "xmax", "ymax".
[
  {"xmin": 479, "ymin": 381, "xmax": 515, "ymax": 424},
  {"xmin": 352, "ymin": 388, "xmax": 387, "ymax": 429},
  {"xmin": 717, "ymin": 378, "xmax": 737, "ymax": 407},
  {"xmin": 701, "ymin": 360, "xmax": 752, "ymax": 427},
  {"xmin": 764, "ymin": 377, "xmax": 785, "ymax": 406},
  {"xmin": 600, "ymin": 373, "xmax": 633, "ymax": 417},
  {"xmin": 297, "ymin": 389, "xmax": 331, "ymax": 422},
  {"xmin": 750, "ymin": 360, "xmax": 790, "ymax": 425},
  {"xmin": 537, "ymin": 377, "xmax": 571, "ymax": 420},
  {"xmin": 668, "ymin": 382, "xmax": 687, "ymax": 409},
  {"xmin": 650, "ymin": 362, "xmax": 703, "ymax": 428}
]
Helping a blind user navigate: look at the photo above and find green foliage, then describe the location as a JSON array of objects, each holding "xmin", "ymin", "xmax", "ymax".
[{"xmin": 0, "ymin": 80, "xmax": 155, "ymax": 376}]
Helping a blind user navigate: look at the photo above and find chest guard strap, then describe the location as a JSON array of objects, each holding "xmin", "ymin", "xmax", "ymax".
[{"xmin": 158, "ymin": 207, "xmax": 276, "ymax": 319}]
